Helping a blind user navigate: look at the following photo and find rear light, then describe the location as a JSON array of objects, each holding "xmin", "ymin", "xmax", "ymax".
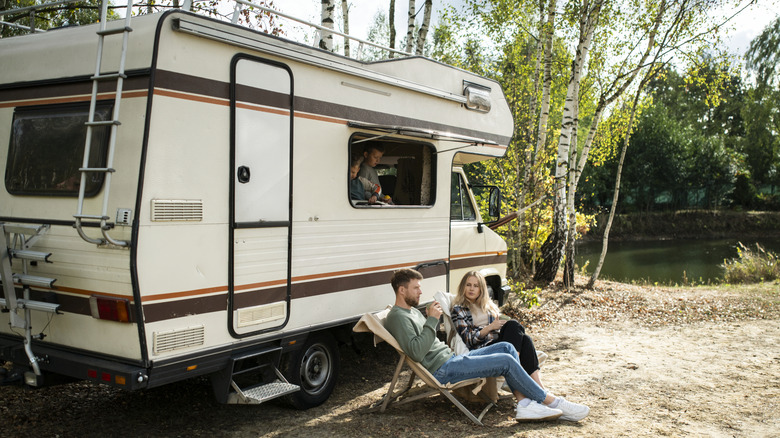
[{"xmin": 89, "ymin": 295, "xmax": 132, "ymax": 322}]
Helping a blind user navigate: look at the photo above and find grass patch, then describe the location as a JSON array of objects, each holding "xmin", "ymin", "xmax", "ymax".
[{"xmin": 721, "ymin": 242, "xmax": 780, "ymax": 284}]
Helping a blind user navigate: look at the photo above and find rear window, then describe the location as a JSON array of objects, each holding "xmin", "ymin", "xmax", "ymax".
[{"xmin": 5, "ymin": 101, "xmax": 112, "ymax": 197}]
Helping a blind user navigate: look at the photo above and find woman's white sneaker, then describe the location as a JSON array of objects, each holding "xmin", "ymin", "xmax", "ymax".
[
  {"xmin": 554, "ymin": 397, "xmax": 590, "ymax": 421},
  {"xmin": 515, "ymin": 401, "xmax": 563, "ymax": 422}
]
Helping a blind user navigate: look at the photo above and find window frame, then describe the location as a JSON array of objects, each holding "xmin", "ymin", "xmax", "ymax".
[
  {"xmin": 347, "ymin": 132, "xmax": 437, "ymax": 209},
  {"xmin": 5, "ymin": 100, "xmax": 113, "ymax": 197}
]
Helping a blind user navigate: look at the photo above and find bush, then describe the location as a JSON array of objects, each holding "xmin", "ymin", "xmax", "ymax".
[{"xmin": 721, "ymin": 242, "xmax": 780, "ymax": 283}]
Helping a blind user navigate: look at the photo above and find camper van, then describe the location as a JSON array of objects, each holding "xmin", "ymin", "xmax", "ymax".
[{"xmin": 0, "ymin": 3, "xmax": 513, "ymax": 408}]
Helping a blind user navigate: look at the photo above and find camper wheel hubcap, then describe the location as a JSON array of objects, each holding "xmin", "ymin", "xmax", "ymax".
[{"xmin": 300, "ymin": 343, "xmax": 331, "ymax": 394}]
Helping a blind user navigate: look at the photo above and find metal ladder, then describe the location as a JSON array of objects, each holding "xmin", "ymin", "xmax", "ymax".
[
  {"xmin": 73, "ymin": 0, "xmax": 134, "ymax": 247},
  {"xmin": 0, "ymin": 223, "xmax": 60, "ymax": 382}
]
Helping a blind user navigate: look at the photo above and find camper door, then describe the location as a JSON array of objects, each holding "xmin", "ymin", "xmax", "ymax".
[{"xmin": 229, "ymin": 56, "xmax": 293, "ymax": 337}]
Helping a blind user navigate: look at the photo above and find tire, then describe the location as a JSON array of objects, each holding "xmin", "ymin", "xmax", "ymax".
[{"xmin": 283, "ymin": 332, "xmax": 340, "ymax": 409}]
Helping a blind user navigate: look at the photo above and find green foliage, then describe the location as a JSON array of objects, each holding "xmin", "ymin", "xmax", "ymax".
[
  {"xmin": 722, "ymin": 242, "xmax": 780, "ymax": 284},
  {"xmin": 505, "ymin": 277, "xmax": 540, "ymax": 309},
  {"xmin": 1, "ymin": 0, "xmax": 112, "ymax": 37}
]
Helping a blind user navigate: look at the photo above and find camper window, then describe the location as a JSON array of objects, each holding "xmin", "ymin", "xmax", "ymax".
[
  {"xmin": 349, "ymin": 135, "xmax": 436, "ymax": 207},
  {"xmin": 5, "ymin": 101, "xmax": 112, "ymax": 197},
  {"xmin": 450, "ymin": 172, "xmax": 476, "ymax": 220}
]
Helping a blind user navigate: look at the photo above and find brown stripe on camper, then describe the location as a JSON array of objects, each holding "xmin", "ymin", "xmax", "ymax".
[
  {"xmin": 449, "ymin": 252, "xmax": 508, "ymax": 270},
  {"xmin": 0, "ymin": 76, "xmax": 150, "ymax": 108},
  {"xmin": 152, "ymin": 69, "xmax": 509, "ymax": 146},
  {"xmin": 139, "ymin": 260, "xmax": 448, "ymax": 323}
]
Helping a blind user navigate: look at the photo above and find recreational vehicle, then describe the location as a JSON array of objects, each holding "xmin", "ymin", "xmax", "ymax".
[{"xmin": 0, "ymin": 2, "xmax": 513, "ymax": 407}]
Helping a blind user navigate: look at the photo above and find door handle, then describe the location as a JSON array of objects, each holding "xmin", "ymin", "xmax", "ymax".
[{"xmin": 237, "ymin": 166, "xmax": 251, "ymax": 183}]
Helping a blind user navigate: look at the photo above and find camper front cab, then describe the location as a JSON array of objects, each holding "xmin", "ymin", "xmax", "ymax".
[{"xmin": 0, "ymin": 6, "xmax": 514, "ymax": 407}]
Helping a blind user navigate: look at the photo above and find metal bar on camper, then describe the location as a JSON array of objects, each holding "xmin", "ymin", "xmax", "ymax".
[
  {"xmin": 233, "ymin": 0, "xmax": 411, "ymax": 58},
  {"xmin": 346, "ymin": 121, "xmax": 499, "ymax": 146},
  {"xmin": 3, "ymin": 0, "xmax": 84, "ymax": 15},
  {"xmin": 0, "ymin": 20, "xmax": 47, "ymax": 33}
]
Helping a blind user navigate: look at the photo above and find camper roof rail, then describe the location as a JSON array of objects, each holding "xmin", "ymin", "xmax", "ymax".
[
  {"xmin": 1, "ymin": 0, "xmax": 409, "ymax": 61},
  {"xmin": 230, "ymin": 0, "xmax": 410, "ymax": 60}
]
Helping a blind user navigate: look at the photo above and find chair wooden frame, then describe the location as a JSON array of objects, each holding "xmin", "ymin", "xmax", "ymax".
[{"xmin": 353, "ymin": 308, "xmax": 498, "ymax": 426}]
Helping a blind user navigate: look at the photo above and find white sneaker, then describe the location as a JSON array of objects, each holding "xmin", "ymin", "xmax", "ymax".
[
  {"xmin": 555, "ymin": 397, "xmax": 590, "ymax": 421},
  {"xmin": 515, "ymin": 401, "xmax": 563, "ymax": 422},
  {"xmin": 536, "ymin": 350, "xmax": 548, "ymax": 365}
]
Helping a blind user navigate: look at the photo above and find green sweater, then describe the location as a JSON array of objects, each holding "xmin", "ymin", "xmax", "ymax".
[{"xmin": 385, "ymin": 305, "xmax": 453, "ymax": 374}]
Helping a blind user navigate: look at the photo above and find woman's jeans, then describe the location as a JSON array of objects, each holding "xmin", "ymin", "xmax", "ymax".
[{"xmin": 432, "ymin": 341, "xmax": 547, "ymax": 403}]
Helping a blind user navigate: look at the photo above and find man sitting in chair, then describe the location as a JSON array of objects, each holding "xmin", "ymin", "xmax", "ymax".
[{"xmin": 385, "ymin": 268, "xmax": 589, "ymax": 422}]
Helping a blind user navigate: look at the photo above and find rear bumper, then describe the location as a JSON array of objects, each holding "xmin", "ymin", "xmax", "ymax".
[{"xmin": 0, "ymin": 334, "xmax": 149, "ymax": 390}]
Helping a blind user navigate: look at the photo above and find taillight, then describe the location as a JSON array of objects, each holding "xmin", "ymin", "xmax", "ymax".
[{"xmin": 89, "ymin": 295, "xmax": 132, "ymax": 322}]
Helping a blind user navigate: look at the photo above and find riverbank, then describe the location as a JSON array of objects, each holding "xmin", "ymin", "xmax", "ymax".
[
  {"xmin": 584, "ymin": 210, "xmax": 780, "ymax": 241},
  {"xmin": 1, "ymin": 277, "xmax": 777, "ymax": 437}
]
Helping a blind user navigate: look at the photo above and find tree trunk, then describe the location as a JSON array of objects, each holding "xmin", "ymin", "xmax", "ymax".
[
  {"xmin": 588, "ymin": 93, "xmax": 641, "ymax": 288},
  {"xmin": 534, "ymin": 0, "xmax": 602, "ymax": 284},
  {"xmin": 415, "ymin": 0, "xmax": 432, "ymax": 55},
  {"xmin": 319, "ymin": 0, "xmax": 336, "ymax": 51},
  {"xmin": 342, "ymin": 0, "xmax": 350, "ymax": 57},
  {"xmin": 405, "ymin": 0, "xmax": 416, "ymax": 54},
  {"xmin": 389, "ymin": 0, "xmax": 396, "ymax": 58}
]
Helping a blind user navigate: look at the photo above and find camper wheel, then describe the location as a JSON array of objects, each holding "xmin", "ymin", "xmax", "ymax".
[{"xmin": 283, "ymin": 331, "xmax": 340, "ymax": 409}]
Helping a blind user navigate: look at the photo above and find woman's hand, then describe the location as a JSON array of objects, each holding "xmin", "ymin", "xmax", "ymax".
[{"xmin": 488, "ymin": 318, "xmax": 507, "ymax": 331}]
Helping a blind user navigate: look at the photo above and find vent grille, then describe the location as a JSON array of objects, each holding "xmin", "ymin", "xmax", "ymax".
[
  {"xmin": 151, "ymin": 199, "xmax": 203, "ymax": 221},
  {"xmin": 237, "ymin": 302, "xmax": 286, "ymax": 328},
  {"xmin": 153, "ymin": 325, "xmax": 205, "ymax": 354}
]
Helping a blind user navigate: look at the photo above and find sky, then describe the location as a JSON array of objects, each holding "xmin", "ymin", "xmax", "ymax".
[{"xmin": 269, "ymin": 0, "xmax": 780, "ymax": 58}]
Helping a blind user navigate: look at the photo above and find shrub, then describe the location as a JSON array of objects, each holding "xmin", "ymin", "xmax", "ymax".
[{"xmin": 721, "ymin": 242, "xmax": 779, "ymax": 283}]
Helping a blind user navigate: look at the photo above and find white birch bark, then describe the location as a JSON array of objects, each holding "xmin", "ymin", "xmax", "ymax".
[
  {"xmin": 415, "ymin": 0, "xmax": 432, "ymax": 55},
  {"xmin": 535, "ymin": 0, "xmax": 602, "ymax": 284},
  {"xmin": 319, "ymin": 0, "xmax": 336, "ymax": 51},
  {"xmin": 405, "ymin": 0, "xmax": 416, "ymax": 54},
  {"xmin": 341, "ymin": 0, "xmax": 350, "ymax": 57},
  {"xmin": 389, "ymin": 0, "xmax": 397, "ymax": 58}
]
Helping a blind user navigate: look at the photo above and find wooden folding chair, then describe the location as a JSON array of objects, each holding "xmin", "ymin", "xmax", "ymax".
[{"xmin": 353, "ymin": 308, "xmax": 498, "ymax": 426}]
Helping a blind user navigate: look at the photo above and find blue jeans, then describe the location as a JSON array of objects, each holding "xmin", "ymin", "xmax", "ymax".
[{"xmin": 432, "ymin": 341, "xmax": 547, "ymax": 403}]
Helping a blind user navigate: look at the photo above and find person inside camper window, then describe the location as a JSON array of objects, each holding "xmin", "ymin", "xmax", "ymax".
[
  {"xmin": 350, "ymin": 155, "xmax": 381, "ymax": 203},
  {"xmin": 359, "ymin": 144, "xmax": 384, "ymax": 188},
  {"xmin": 385, "ymin": 269, "xmax": 590, "ymax": 423}
]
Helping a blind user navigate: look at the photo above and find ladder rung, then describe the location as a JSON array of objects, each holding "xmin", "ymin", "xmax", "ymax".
[
  {"xmin": 74, "ymin": 214, "xmax": 110, "ymax": 220},
  {"xmin": 97, "ymin": 26, "xmax": 133, "ymax": 36},
  {"xmin": 13, "ymin": 274, "xmax": 56, "ymax": 289},
  {"xmin": 10, "ymin": 249, "xmax": 52, "ymax": 263},
  {"xmin": 91, "ymin": 73, "xmax": 128, "ymax": 81},
  {"xmin": 79, "ymin": 167, "xmax": 116, "ymax": 173},
  {"xmin": 0, "ymin": 298, "xmax": 60, "ymax": 314},
  {"xmin": 85, "ymin": 120, "xmax": 121, "ymax": 127}
]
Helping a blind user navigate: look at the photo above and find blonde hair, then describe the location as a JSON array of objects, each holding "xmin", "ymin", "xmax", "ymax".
[{"xmin": 453, "ymin": 271, "xmax": 500, "ymax": 317}]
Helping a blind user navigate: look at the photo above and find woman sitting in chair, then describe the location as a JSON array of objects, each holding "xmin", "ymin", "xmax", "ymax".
[{"xmin": 452, "ymin": 271, "xmax": 546, "ymax": 388}]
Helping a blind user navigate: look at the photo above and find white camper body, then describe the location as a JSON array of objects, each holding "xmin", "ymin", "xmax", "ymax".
[{"xmin": 0, "ymin": 8, "xmax": 513, "ymax": 406}]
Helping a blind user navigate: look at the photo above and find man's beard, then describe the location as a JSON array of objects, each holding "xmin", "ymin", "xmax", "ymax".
[{"xmin": 404, "ymin": 294, "xmax": 419, "ymax": 308}]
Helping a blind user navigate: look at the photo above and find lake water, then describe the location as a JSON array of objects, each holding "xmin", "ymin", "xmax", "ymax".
[{"xmin": 575, "ymin": 238, "xmax": 780, "ymax": 284}]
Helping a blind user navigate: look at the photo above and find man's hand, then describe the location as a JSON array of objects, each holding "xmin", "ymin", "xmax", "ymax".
[{"xmin": 426, "ymin": 301, "xmax": 443, "ymax": 319}]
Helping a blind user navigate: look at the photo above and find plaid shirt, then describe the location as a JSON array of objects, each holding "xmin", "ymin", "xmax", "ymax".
[{"xmin": 451, "ymin": 304, "xmax": 499, "ymax": 350}]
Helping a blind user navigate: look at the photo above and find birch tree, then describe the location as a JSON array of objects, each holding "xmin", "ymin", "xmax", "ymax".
[
  {"xmin": 415, "ymin": 0, "xmax": 433, "ymax": 55},
  {"xmin": 319, "ymin": 0, "xmax": 336, "ymax": 51},
  {"xmin": 405, "ymin": 0, "xmax": 416, "ymax": 53},
  {"xmin": 389, "ymin": 0, "xmax": 397, "ymax": 57},
  {"xmin": 534, "ymin": 0, "xmax": 603, "ymax": 284},
  {"xmin": 342, "ymin": 0, "xmax": 350, "ymax": 57}
]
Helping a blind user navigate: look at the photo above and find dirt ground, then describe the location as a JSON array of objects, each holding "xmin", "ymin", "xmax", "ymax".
[{"xmin": 1, "ymin": 278, "xmax": 778, "ymax": 437}]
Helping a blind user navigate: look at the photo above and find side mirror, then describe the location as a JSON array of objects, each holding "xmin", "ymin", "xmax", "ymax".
[{"xmin": 487, "ymin": 187, "xmax": 501, "ymax": 219}]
